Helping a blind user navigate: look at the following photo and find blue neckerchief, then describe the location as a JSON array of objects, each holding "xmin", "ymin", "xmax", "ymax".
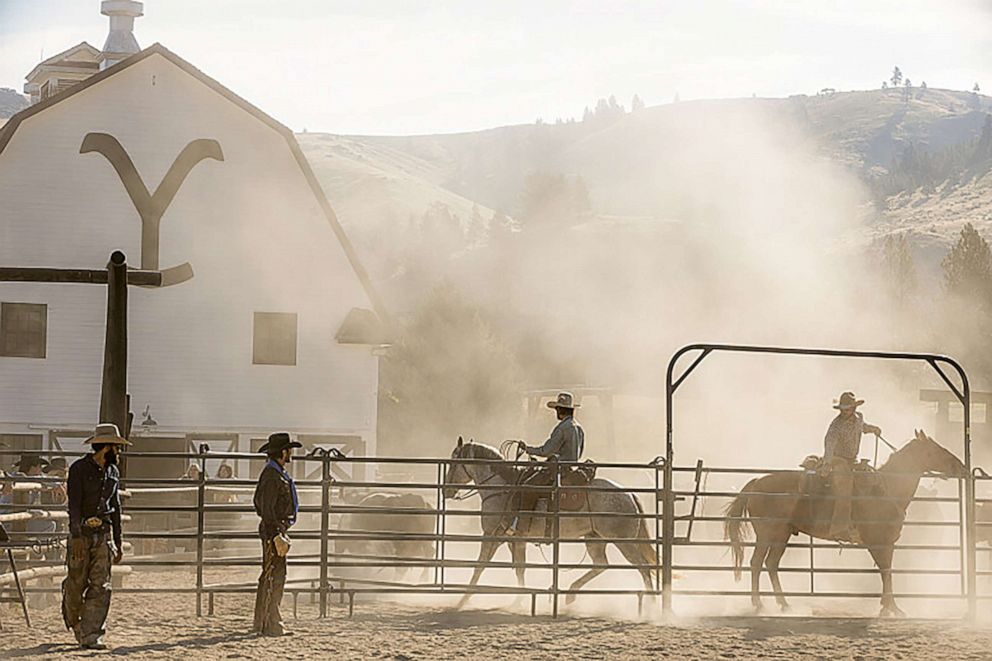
[{"xmin": 266, "ymin": 459, "xmax": 299, "ymax": 525}]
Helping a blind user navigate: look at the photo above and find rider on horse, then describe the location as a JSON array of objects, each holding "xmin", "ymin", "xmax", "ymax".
[
  {"xmin": 824, "ymin": 391, "xmax": 881, "ymax": 543},
  {"xmin": 507, "ymin": 392, "xmax": 585, "ymax": 537}
]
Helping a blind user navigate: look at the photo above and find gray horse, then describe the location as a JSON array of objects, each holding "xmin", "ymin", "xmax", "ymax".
[{"xmin": 443, "ymin": 437, "xmax": 656, "ymax": 608}]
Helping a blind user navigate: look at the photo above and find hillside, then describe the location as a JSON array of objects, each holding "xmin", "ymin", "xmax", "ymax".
[
  {"xmin": 0, "ymin": 88, "xmax": 28, "ymax": 118},
  {"xmin": 299, "ymin": 87, "xmax": 992, "ymax": 263}
]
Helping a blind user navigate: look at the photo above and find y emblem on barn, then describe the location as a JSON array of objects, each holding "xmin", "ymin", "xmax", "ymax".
[{"xmin": 80, "ymin": 132, "xmax": 224, "ymax": 281}]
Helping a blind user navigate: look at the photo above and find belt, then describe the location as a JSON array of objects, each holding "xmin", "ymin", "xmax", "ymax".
[{"xmin": 81, "ymin": 516, "xmax": 110, "ymax": 534}]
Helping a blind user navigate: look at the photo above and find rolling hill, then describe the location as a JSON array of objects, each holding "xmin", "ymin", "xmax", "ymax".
[{"xmin": 298, "ymin": 87, "xmax": 992, "ymax": 285}]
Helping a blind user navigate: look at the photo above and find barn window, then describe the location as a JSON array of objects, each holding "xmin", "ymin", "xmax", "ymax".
[
  {"xmin": 0, "ymin": 303, "xmax": 47, "ymax": 359},
  {"xmin": 252, "ymin": 312, "xmax": 297, "ymax": 366}
]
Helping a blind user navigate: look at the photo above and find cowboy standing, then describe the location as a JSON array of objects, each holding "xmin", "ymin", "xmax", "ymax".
[
  {"xmin": 824, "ymin": 392, "xmax": 881, "ymax": 542},
  {"xmin": 62, "ymin": 423, "xmax": 130, "ymax": 650},
  {"xmin": 508, "ymin": 392, "xmax": 585, "ymax": 536},
  {"xmin": 252, "ymin": 432, "xmax": 301, "ymax": 637}
]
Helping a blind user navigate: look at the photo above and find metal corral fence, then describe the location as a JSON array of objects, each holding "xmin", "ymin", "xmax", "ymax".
[{"xmin": 2, "ymin": 447, "xmax": 988, "ymax": 621}]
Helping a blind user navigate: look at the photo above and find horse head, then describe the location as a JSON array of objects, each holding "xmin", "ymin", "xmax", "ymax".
[
  {"xmin": 443, "ymin": 436, "xmax": 475, "ymax": 499},
  {"xmin": 906, "ymin": 429, "xmax": 967, "ymax": 479}
]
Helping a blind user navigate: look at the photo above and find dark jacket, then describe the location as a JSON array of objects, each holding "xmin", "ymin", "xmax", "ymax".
[
  {"xmin": 253, "ymin": 463, "xmax": 295, "ymax": 539},
  {"xmin": 67, "ymin": 455, "xmax": 123, "ymax": 547}
]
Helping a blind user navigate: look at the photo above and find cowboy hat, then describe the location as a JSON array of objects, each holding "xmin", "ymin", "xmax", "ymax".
[
  {"xmin": 84, "ymin": 423, "xmax": 133, "ymax": 446},
  {"xmin": 833, "ymin": 391, "xmax": 865, "ymax": 410},
  {"xmin": 546, "ymin": 392, "xmax": 580, "ymax": 410},
  {"xmin": 44, "ymin": 457, "xmax": 68, "ymax": 473},
  {"xmin": 257, "ymin": 432, "xmax": 302, "ymax": 454},
  {"xmin": 15, "ymin": 454, "xmax": 48, "ymax": 473}
]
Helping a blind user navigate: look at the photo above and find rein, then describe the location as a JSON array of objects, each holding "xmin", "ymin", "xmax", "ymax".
[{"xmin": 449, "ymin": 469, "xmax": 502, "ymax": 502}]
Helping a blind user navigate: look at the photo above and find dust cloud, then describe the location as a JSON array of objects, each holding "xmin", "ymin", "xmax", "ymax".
[{"xmin": 370, "ymin": 99, "xmax": 961, "ymax": 472}]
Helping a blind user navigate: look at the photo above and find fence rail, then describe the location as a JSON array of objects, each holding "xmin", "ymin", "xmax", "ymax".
[{"xmin": 2, "ymin": 448, "xmax": 987, "ymax": 619}]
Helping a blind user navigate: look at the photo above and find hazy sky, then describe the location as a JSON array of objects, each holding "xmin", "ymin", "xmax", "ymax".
[{"xmin": 1, "ymin": 0, "xmax": 989, "ymax": 135}]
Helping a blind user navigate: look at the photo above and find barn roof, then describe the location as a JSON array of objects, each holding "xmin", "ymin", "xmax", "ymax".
[{"xmin": 0, "ymin": 42, "xmax": 388, "ymax": 325}]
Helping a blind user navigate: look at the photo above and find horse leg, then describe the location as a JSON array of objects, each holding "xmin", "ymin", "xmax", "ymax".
[
  {"xmin": 868, "ymin": 543, "xmax": 903, "ymax": 617},
  {"xmin": 764, "ymin": 536, "xmax": 790, "ymax": 612},
  {"xmin": 565, "ymin": 539, "xmax": 609, "ymax": 606},
  {"xmin": 750, "ymin": 539, "xmax": 770, "ymax": 613},
  {"xmin": 509, "ymin": 541, "xmax": 528, "ymax": 609},
  {"xmin": 456, "ymin": 540, "xmax": 501, "ymax": 610},
  {"xmin": 615, "ymin": 540, "xmax": 656, "ymax": 602}
]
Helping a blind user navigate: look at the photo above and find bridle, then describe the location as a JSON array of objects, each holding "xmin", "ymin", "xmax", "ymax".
[{"xmin": 447, "ymin": 449, "xmax": 506, "ymax": 502}]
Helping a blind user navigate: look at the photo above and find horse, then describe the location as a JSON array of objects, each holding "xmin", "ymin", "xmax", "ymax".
[
  {"xmin": 335, "ymin": 491, "xmax": 436, "ymax": 581},
  {"xmin": 442, "ymin": 437, "xmax": 657, "ymax": 609},
  {"xmin": 724, "ymin": 429, "xmax": 966, "ymax": 616}
]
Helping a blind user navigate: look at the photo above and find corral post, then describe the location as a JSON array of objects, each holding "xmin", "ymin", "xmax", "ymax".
[
  {"xmin": 435, "ymin": 462, "xmax": 444, "ymax": 587},
  {"xmin": 551, "ymin": 460, "xmax": 561, "ymax": 619},
  {"xmin": 319, "ymin": 453, "xmax": 330, "ymax": 618},
  {"xmin": 958, "ymin": 477, "xmax": 966, "ymax": 597},
  {"xmin": 98, "ymin": 251, "xmax": 128, "ymax": 436},
  {"xmin": 195, "ymin": 448, "xmax": 206, "ymax": 617},
  {"xmin": 439, "ymin": 460, "xmax": 448, "ymax": 591},
  {"xmin": 654, "ymin": 460, "xmax": 661, "ymax": 593},
  {"xmin": 964, "ymin": 398, "xmax": 976, "ymax": 620},
  {"xmin": 662, "ymin": 376, "xmax": 675, "ymax": 615}
]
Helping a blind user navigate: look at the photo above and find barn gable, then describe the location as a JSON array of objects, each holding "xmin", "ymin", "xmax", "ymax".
[{"xmin": 0, "ymin": 42, "xmax": 387, "ymax": 324}]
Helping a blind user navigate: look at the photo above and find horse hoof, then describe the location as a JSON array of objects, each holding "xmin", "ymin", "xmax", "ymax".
[
  {"xmin": 752, "ymin": 603, "xmax": 764, "ymax": 614},
  {"xmin": 778, "ymin": 602, "xmax": 791, "ymax": 613}
]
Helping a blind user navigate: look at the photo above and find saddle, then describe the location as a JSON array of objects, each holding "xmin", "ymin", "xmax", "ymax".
[
  {"xmin": 559, "ymin": 460, "xmax": 597, "ymax": 511},
  {"xmin": 516, "ymin": 460, "xmax": 597, "ymax": 513},
  {"xmin": 795, "ymin": 455, "xmax": 885, "ymax": 537},
  {"xmin": 798, "ymin": 455, "xmax": 882, "ymax": 496}
]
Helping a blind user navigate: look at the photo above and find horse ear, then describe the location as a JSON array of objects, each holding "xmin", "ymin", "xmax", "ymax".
[{"xmin": 457, "ymin": 436, "xmax": 463, "ymax": 448}]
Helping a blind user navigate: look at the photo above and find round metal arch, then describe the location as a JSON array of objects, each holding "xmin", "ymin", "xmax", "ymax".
[{"xmin": 663, "ymin": 343, "xmax": 974, "ymax": 616}]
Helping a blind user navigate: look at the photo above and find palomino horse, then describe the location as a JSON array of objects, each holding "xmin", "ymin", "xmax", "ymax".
[
  {"xmin": 724, "ymin": 430, "xmax": 966, "ymax": 616},
  {"xmin": 443, "ymin": 438, "xmax": 656, "ymax": 608}
]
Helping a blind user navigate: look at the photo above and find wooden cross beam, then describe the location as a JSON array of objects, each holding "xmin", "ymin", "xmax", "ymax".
[{"xmin": 0, "ymin": 251, "xmax": 192, "ymax": 456}]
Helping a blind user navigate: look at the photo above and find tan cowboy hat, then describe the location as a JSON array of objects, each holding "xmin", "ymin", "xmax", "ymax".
[
  {"xmin": 546, "ymin": 392, "xmax": 580, "ymax": 410},
  {"xmin": 84, "ymin": 423, "xmax": 132, "ymax": 446},
  {"xmin": 833, "ymin": 391, "xmax": 864, "ymax": 411}
]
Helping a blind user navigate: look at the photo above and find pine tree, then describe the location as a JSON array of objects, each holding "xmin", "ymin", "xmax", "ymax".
[
  {"xmin": 942, "ymin": 223, "xmax": 992, "ymax": 311},
  {"xmin": 882, "ymin": 81, "xmax": 888, "ymax": 90},
  {"xmin": 975, "ymin": 83, "xmax": 981, "ymax": 93},
  {"xmin": 891, "ymin": 66, "xmax": 903, "ymax": 87},
  {"xmin": 673, "ymin": 92, "xmax": 680, "ymax": 103},
  {"xmin": 582, "ymin": 106, "xmax": 593, "ymax": 122},
  {"xmin": 631, "ymin": 94, "xmax": 645, "ymax": 112}
]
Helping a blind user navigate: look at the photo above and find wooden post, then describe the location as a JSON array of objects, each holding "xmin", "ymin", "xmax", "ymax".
[{"xmin": 99, "ymin": 251, "xmax": 129, "ymax": 435}]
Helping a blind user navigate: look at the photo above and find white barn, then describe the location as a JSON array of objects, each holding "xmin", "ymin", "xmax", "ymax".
[{"xmin": 0, "ymin": 5, "xmax": 385, "ymax": 478}]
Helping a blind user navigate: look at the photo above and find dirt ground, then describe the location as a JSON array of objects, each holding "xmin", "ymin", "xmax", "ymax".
[{"xmin": 3, "ymin": 579, "xmax": 992, "ymax": 661}]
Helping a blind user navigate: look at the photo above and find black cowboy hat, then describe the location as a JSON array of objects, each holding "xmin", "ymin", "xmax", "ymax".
[{"xmin": 257, "ymin": 432, "xmax": 302, "ymax": 454}]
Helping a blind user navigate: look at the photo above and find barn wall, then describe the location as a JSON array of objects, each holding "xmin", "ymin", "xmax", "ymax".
[{"xmin": 0, "ymin": 53, "xmax": 378, "ymax": 449}]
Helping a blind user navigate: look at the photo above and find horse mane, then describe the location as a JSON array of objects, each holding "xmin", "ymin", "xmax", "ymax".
[
  {"xmin": 463, "ymin": 442, "xmax": 519, "ymax": 482},
  {"xmin": 878, "ymin": 443, "xmax": 907, "ymax": 472}
]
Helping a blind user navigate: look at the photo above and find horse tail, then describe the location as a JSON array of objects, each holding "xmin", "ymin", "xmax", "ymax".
[
  {"xmin": 624, "ymin": 492, "xmax": 658, "ymax": 568},
  {"xmin": 724, "ymin": 479, "xmax": 756, "ymax": 582}
]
